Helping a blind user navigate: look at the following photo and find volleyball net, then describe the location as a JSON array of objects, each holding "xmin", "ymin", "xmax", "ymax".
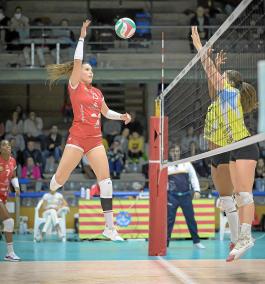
[
  {"xmin": 148, "ymin": 0, "xmax": 265, "ymax": 256},
  {"xmin": 159, "ymin": 0, "xmax": 265, "ymax": 166}
]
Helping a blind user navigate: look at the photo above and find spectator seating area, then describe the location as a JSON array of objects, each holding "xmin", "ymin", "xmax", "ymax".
[{"xmin": 0, "ymin": 0, "xmax": 263, "ymax": 68}]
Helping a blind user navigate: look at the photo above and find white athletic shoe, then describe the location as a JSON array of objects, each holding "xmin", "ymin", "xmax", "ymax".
[
  {"xmin": 4, "ymin": 252, "xmax": 21, "ymax": 262},
  {"xmin": 194, "ymin": 242, "xmax": 205, "ymax": 249},
  {"xmin": 227, "ymin": 233, "xmax": 254, "ymax": 262},
  {"xmin": 102, "ymin": 226, "xmax": 124, "ymax": 241}
]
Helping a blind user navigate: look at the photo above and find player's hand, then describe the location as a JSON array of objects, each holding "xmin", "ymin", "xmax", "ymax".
[
  {"xmin": 121, "ymin": 113, "xmax": 131, "ymax": 125},
  {"xmin": 15, "ymin": 188, "xmax": 20, "ymax": 197},
  {"xmin": 191, "ymin": 26, "xmax": 203, "ymax": 51},
  {"xmin": 193, "ymin": 191, "xmax": 201, "ymax": 199},
  {"xmin": 215, "ymin": 50, "xmax": 227, "ymax": 69},
  {"xmin": 80, "ymin": 20, "xmax": 91, "ymax": 39}
]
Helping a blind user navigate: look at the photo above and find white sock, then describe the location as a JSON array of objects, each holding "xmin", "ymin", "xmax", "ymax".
[
  {"xmin": 240, "ymin": 223, "xmax": 252, "ymax": 237},
  {"xmin": 220, "ymin": 196, "xmax": 239, "ymax": 244},
  {"xmin": 50, "ymin": 175, "xmax": 62, "ymax": 191},
  {"xmin": 103, "ymin": 211, "xmax": 114, "ymax": 229},
  {"xmin": 7, "ymin": 242, "xmax": 14, "ymax": 255},
  {"xmin": 226, "ymin": 210, "xmax": 239, "ymax": 244}
]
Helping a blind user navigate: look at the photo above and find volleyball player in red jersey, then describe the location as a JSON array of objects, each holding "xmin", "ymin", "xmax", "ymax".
[
  {"xmin": 47, "ymin": 20, "xmax": 131, "ymax": 241},
  {"xmin": 0, "ymin": 140, "xmax": 21, "ymax": 261}
]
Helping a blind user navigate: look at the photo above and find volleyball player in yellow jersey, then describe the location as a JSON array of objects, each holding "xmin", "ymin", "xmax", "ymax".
[
  {"xmin": 205, "ymin": 49, "xmax": 239, "ymax": 260},
  {"xmin": 192, "ymin": 26, "xmax": 259, "ymax": 261}
]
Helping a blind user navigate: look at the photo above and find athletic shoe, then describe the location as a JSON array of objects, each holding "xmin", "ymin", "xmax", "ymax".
[
  {"xmin": 4, "ymin": 252, "xmax": 21, "ymax": 262},
  {"xmin": 226, "ymin": 234, "xmax": 254, "ymax": 262},
  {"xmin": 102, "ymin": 226, "xmax": 124, "ymax": 241},
  {"xmin": 193, "ymin": 242, "xmax": 206, "ymax": 249}
]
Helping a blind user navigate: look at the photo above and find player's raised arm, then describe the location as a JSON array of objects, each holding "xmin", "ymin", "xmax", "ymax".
[{"xmin": 69, "ymin": 20, "xmax": 91, "ymax": 88}]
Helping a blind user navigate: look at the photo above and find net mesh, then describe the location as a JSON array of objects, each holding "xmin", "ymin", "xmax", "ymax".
[{"xmin": 161, "ymin": 0, "xmax": 265, "ymax": 165}]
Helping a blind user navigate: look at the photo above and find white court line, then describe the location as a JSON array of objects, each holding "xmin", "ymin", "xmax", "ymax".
[{"xmin": 157, "ymin": 256, "xmax": 198, "ymax": 284}]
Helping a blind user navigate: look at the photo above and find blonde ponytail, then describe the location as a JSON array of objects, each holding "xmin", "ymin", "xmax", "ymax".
[
  {"xmin": 46, "ymin": 61, "xmax": 74, "ymax": 87},
  {"xmin": 240, "ymin": 82, "xmax": 258, "ymax": 114}
]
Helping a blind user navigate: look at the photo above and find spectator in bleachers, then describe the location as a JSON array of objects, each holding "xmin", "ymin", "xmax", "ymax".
[
  {"xmin": 126, "ymin": 111, "xmax": 143, "ymax": 135},
  {"xmin": 44, "ymin": 125, "xmax": 62, "ymax": 163},
  {"xmin": 22, "ymin": 140, "xmax": 45, "ymax": 175},
  {"xmin": 0, "ymin": 120, "xmax": 5, "ymax": 139},
  {"xmin": 51, "ymin": 18, "xmax": 75, "ymax": 62},
  {"xmin": 5, "ymin": 126, "xmax": 25, "ymax": 152},
  {"xmin": 103, "ymin": 119, "xmax": 121, "ymax": 146},
  {"xmin": 108, "ymin": 140, "xmax": 124, "ymax": 179},
  {"xmin": 21, "ymin": 157, "xmax": 41, "ymax": 180},
  {"xmin": 114, "ymin": 128, "xmax": 129, "ymax": 157},
  {"xmin": 5, "ymin": 111, "xmax": 24, "ymax": 135},
  {"xmin": 15, "ymin": 104, "xmax": 26, "ymax": 120},
  {"xmin": 255, "ymin": 158, "xmax": 265, "ymax": 178},
  {"xmin": 180, "ymin": 125, "xmax": 199, "ymax": 157},
  {"xmin": 24, "ymin": 111, "xmax": 46, "ymax": 150},
  {"xmin": 9, "ymin": 137, "xmax": 23, "ymax": 167},
  {"xmin": 189, "ymin": 6, "xmax": 209, "ymax": 52},
  {"xmin": 9, "ymin": 6, "xmax": 29, "ymax": 40},
  {"xmin": 128, "ymin": 131, "xmax": 144, "ymax": 161},
  {"xmin": 0, "ymin": 6, "xmax": 10, "ymax": 45}
]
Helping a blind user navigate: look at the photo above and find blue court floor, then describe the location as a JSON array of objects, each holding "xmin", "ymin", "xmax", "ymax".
[{"xmin": 0, "ymin": 232, "xmax": 265, "ymax": 261}]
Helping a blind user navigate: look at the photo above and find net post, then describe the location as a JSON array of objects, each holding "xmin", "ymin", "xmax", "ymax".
[{"xmin": 148, "ymin": 114, "xmax": 168, "ymax": 256}]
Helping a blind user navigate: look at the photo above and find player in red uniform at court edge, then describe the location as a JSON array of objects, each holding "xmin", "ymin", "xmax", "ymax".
[
  {"xmin": 46, "ymin": 20, "xmax": 131, "ymax": 241},
  {"xmin": 0, "ymin": 140, "xmax": 21, "ymax": 261}
]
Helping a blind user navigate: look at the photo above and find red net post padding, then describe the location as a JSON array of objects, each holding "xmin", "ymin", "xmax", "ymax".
[{"xmin": 148, "ymin": 116, "xmax": 168, "ymax": 256}]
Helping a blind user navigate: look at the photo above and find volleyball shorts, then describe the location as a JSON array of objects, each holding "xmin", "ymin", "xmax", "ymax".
[
  {"xmin": 230, "ymin": 143, "xmax": 259, "ymax": 162},
  {"xmin": 66, "ymin": 134, "xmax": 103, "ymax": 154},
  {"xmin": 211, "ymin": 152, "xmax": 230, "ymax": 168}
]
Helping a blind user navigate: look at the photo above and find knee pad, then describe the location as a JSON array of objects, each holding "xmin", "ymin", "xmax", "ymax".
[
  {"xmin": 234, "ymin": 192, "xmax": 254, "ymax": 208},
  {"xmin": 99, "ymin": 178, "xmax": 113, "ymax": 198},
  {"xmin": 3, "ymin": 218, "xmax": 14, "ymax": 233},
  {"xmin": 217, "ymin": 196, "xmax": 237, "ymax": 213}
]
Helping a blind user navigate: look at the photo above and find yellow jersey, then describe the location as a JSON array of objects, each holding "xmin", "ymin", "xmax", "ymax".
[{"xmin": 204, "ymin": 81, "xmax": 250, "ymax": 146}]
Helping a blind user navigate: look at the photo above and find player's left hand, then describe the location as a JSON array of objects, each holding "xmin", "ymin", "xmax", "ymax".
[
  {"xmin": 121, "ymin": 113, "xmax": 131, "ymax": 125},
  {"xmin": 193, "ymin": 191, "xmax": 201, "ymax": 199},
  {"xmin": 15, "ymin": 188, "xmax": 20, "ymax": 197}
]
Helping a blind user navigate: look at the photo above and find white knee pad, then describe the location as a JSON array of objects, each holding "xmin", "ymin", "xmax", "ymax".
[
  {"xmin": 99, "ymin": 178, "xmax": 113, "ymax": 198},
  {"xmin": 234, "ymin": 192, "xmax": 254, "ymax": 208},
  {"xmin": 217, "ymin": 196, "xmax": 237, "ymax": 213},
  {"xmin": 3, "ymin": 218, "xmax": 14, "ymax": 233},
  {"xmin": 50, "ymin": 175, "xmax": 62, "ymax": 192}
]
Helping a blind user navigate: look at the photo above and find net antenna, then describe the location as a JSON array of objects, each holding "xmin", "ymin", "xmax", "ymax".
[{"xmin": 159, "ymin": 0, "xmax": 265, "ymax": 167}]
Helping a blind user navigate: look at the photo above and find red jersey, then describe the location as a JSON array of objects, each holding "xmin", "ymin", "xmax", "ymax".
[
  {"xmin": 68, "ymin": 82, "xmax": 104, "ymax": 137},
  {"xmin": 0, "ymin": 155, "xmax": 16, "ymax": 197}
]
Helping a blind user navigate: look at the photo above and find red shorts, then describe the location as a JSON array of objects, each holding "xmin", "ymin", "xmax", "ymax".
[
  {"xmin": 0, "ymin": 191, "xmax": 8, "ymax": 204},
  {"xmin": 66, "ymin": 134, "xmax": 103, "ymax": 154}
]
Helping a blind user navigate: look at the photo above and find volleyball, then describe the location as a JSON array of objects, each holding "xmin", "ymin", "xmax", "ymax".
[{"xmin": 115, "ymin": 18, "xmax": 136, "ymax": 39}]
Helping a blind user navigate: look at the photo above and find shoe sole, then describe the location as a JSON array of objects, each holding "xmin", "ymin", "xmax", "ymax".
[
  {"xmin": 4, "ymin": 258, "xmax": 21, "ymax": 262},
  {"xmin": 226, "ymin": 242, "xmax": 254, "ymax": 262},
  {"xmin": 102, "ymin": 232, "xmax": 124, "ymax": 242}
]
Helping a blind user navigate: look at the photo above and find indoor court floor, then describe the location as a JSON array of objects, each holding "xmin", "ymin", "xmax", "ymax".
[{"xmin": 0, "ymin": 232, "xmax": 264, "ymax": 284}]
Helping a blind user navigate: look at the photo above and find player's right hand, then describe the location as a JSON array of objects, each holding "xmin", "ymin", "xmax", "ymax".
[{"xmin": 80, "ymin": 20, "xmax": 91, "ymax": 39}]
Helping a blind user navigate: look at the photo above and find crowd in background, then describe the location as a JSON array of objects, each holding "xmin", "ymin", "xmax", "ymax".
[{"xmin": 0, "ymin": 105, "xmax": 148, "ymax": 191}]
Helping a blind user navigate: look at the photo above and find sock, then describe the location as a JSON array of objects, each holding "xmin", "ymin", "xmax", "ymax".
[
  {"xmin": 103, "ymin": 211, "xmax": 114, "ymax": 229},
  {"xmin": 240, "ymin": 223, "xmax": 252, "ymax": 237},
  {"xmin": 50, "ymin": 175, "xmax": 62, "ymax": 191},
  {"xmin": 226, "ymin": 210, "xmax": 239, "ymax": 244},
  {"xmin": 7, "ymin": 242, "xmax": 14, "ymax": 255},
  {"xmin": 220, "ymin": 196, "xmax": 239, "ymax": 244}
]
